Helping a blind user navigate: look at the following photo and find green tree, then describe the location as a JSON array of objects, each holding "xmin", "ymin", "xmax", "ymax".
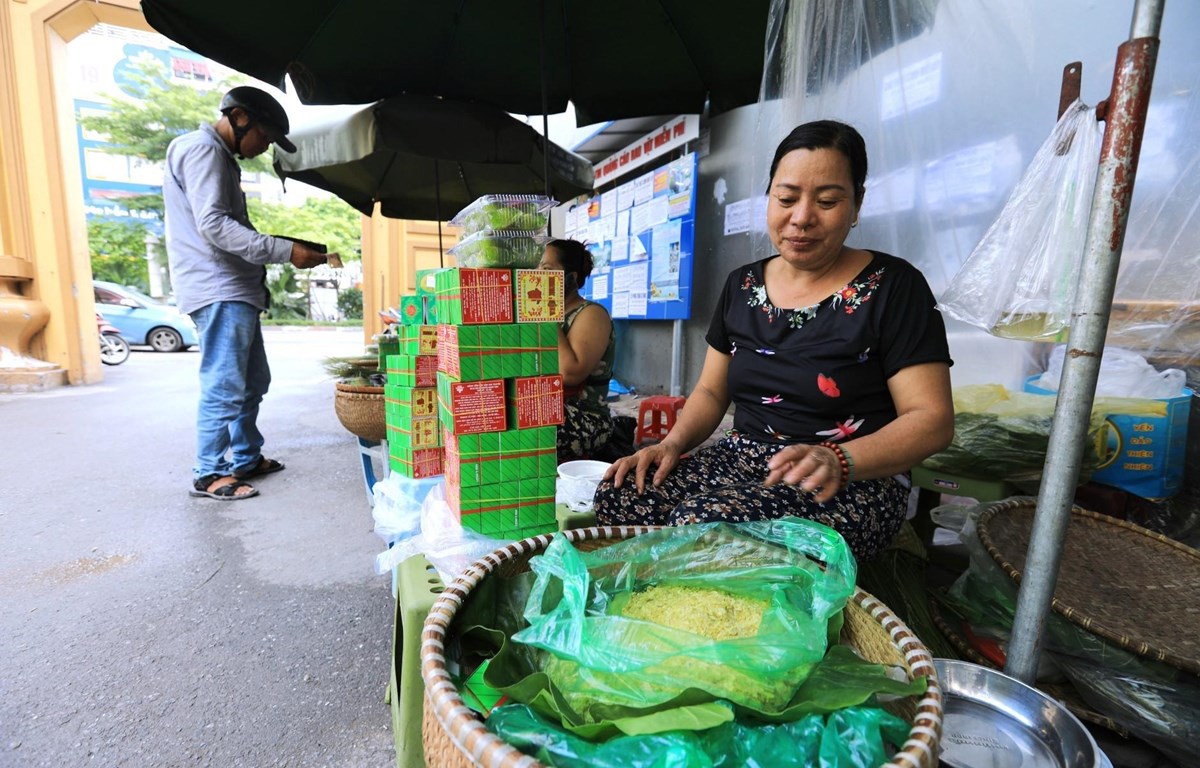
[
  {"xmin": 246, "ymin": 196, "xmax": 362, "ymax": 261},
  {"xmin": 87, "ymin": 219, "xmax": 150, "ymax": 292},
  {"xmin": 264, "ymin": 264, "xmax": 309, "ymax": 320},
  {"xmin": 78, "ymin": 58, "xmax": 271, "ymax": 174},
  {"xmin": 337, "ymin": 286, "xmax": 363, "ymax": 320}
]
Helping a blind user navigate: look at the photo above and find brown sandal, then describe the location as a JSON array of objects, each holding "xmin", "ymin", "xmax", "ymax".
[{"xmin": 190, "ymin": 474, "xmax": 259, "ymax": 501}]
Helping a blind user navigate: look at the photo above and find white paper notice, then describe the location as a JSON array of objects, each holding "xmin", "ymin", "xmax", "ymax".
[
  {"xmin": 617, "ymin": 184, "xmax": 635, "ymax": 211},
  {"xmin": 615, "ymin": 209, "xmax": 630, "ymax": 238},
  {"xmin": 629, "ymin": 203, "xmax": 650, "ymax": 235},
  {"xmin": 629, "ymin": 261, "xmax": 649, "ymax": 295},
  {"xmin": 600, "ymin": 190, "xmax": 617, "ymax": 219},
  {"xmin": 647, "ymin": 196, "xmax": 670, "ymax": 229},
  {"xmin": 611, "ymin": 237, "xmax": 629, "ymax": 263},
  {"xmin": 628, "ymin": 290, "xmax": 648, "ymax": 316},
  {"xmin": 598, "ymin": 214, "xmax": 617, "ymax": 241},
  {"xmin": 629, "ymin": 235, "xmax": 649, "ymax": 262},
  {"xmin": 724, "ymin": 199, "xmax": 751, "ymax": 235},
  {"xmin": 612, "ymin": 292, "xmax": 630, "ymax": 318},
  {"xmin": 612, "ymin": 264, "xmax": 633, "ymax": 294},
  {"xmin": 592, "ymin": 273, "xmax": 609, "ymax": 300},
  {"xmin": 633, "ymin": 174, "xmax": 654, "ymax": 204}
]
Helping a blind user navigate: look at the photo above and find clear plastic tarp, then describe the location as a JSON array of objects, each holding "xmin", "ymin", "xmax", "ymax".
[{"xmin": 753, "ymin": 0, "xmax": 1200, "ymax": 378}]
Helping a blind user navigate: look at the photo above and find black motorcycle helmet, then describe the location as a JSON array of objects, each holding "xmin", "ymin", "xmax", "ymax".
[{"xmin": 219, "ymin": 86, "xmax": 296, "ymax": 155}]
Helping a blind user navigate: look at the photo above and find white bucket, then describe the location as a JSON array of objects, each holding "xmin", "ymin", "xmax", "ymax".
[{"xmin": 556, "ymin": 460, "xmax": 611, "ymax": 512}]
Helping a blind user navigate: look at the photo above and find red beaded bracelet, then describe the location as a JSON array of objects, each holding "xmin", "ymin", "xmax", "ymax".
[{"xmin": 818, "ymin": 441, "xmax": 854, "ymax": 486}]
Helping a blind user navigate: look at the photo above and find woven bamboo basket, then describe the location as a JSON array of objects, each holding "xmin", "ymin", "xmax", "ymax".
[
  {"xmin": 420, "ymin": 525, "xmax": 944, "ymax": 768},
  {"xmin": 333, "ymin": 382, "xmax": 386, "ymax": 442},
  {"xmin": 976, "ymin": 498, "xmax": 1200, "ymax": 676}
]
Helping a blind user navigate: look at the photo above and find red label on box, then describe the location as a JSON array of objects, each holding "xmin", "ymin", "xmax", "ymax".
[
  {"xmin": 515, "ymin": 270, "xmax": 565, "ymax": 323},
  {"xmin": 512, "ymin": 375, "xmax": 564, "ymax": 429},
  {"xmin": 446, "ymin": 379, "xmax": 507, "ymax": 435},
  {"xmin": 414, "ymin": 354, "xmax": 437, "ymax": 387},
  {"xmin": 460, "ymin": 269, "xmax": 513, "ymax": 325},
  {"xmin": 394, "ymin": 447, "xmax": 444, "ymax": 479}
]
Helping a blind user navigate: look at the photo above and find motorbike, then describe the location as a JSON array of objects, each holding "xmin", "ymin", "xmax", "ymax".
[{"xmin": 98, "ymin": 312, "xmax": 130, "ymax": 366}]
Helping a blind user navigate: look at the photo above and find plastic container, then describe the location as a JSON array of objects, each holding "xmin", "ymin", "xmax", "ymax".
[
  {"xmin": 447, "ymin": 230, "xmax": 553, "ymax": 269},
  {"xmin": 556, "ymin": 459, "xmax": 610, "ymax": 512},
  {"xmin": 449, "ymin": 194, "xmax": 556, "ymax": 235}
]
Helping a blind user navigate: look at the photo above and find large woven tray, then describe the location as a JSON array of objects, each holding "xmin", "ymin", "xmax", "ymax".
[
  {"xmin": 420, "ymin": 525, "xmax": 943, "ymax": 768},
  {"xmin": 977, "ymin": 498, "xmax": 1200, "ymax": 675}
]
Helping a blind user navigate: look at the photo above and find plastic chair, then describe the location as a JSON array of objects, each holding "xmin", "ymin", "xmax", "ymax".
[
  {"xmin": 635, "ymin": 395, "xmax": 686, "ymax": 446},
  {"xmin": 387, "ymin": 554, "xmax": 443, "ymax": 768},
  {"xmin": 357, "ymin": 437, "xmax": 388, "ymax": 507}
]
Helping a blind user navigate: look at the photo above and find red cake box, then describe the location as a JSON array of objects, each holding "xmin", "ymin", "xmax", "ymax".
[
  {"xmin": 506, "ymin": 375, "xmax": 565, "ymax": 429},
  {"xmin": 438, "ymin": 268, "xmax": 514, "ymax": 325},
  {"xmin": 515, "ymin": 269, "xmax": 565, "ymax": 323},
  {"xmin": 441, "ymin": 378, "xmax": 507, "ymax": 435}
]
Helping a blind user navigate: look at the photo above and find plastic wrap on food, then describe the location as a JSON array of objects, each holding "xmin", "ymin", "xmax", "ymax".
[
  {"xmin": 450, "ymin": 194, "xmax": 557, "ymax": 236},
  {"xmin": 448, "ymin": 230, "xmax": 554, "ymax": 269}
]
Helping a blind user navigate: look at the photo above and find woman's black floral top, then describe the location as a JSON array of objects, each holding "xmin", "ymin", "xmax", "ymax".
[{"xmin": 705, "ymin": 251, "xmax": 952, "ymax": 444}]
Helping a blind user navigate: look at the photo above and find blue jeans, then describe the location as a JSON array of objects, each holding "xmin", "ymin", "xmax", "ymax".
[{"xmin": 189, "ymin": 301, "xmax": 270, "ymax": 480}]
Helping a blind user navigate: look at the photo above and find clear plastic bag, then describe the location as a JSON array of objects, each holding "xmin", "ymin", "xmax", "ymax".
[
  {"xmin": 1033, "ymin": 344, "xmax": 1186, "ymax": 399},
  {"xmin": 938, "ymin": 100, "xmax": 1103, "ymax": 340}
]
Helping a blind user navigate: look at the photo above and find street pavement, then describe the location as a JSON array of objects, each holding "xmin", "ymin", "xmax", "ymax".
[{"xmin": 0, "ymin": 327, "xmax": 397, "ymax": 767}]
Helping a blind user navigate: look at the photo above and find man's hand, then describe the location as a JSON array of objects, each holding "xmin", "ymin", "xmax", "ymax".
[{"xmin": 289, "ymin": 242, "xmax": 327, "ymax": 269}]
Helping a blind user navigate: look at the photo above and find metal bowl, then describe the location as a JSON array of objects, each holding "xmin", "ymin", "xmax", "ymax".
[{"xmin": 934, "ymin": 659, "xmax": 1106, "ymax": 768}]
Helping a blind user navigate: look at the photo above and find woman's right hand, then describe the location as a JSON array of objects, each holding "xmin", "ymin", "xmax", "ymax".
[{"xmin": 605, "ymin": 441, "xmax": 683, "ymax": 494}]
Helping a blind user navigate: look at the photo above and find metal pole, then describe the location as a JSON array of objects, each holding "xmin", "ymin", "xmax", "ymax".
[
  {"xmin": 670, "ymin": 319, "xmax": 683, "ymax": 396},
  {"xmin": 1005, "ymin": 0, "xmax": 1164, "ymax": 684}
]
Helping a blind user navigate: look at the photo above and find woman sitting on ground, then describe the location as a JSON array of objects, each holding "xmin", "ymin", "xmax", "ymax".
[
  {"xmin": 538, "ymin": 239, "xmax": 617, "ymax": 462},
  {"xmin": 592, "ymin": 120, "xmax": 955, "ymax": 561}
]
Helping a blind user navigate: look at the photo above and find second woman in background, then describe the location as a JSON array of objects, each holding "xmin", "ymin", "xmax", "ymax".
[{"xmin": 539, "ymin": 239, "xmax": 617, "ymax": 462}]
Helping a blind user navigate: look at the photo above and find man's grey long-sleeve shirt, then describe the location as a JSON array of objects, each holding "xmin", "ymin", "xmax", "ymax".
[{"xmin": 163, "ymin": 123, "xmax": 293, "ymax": 315}]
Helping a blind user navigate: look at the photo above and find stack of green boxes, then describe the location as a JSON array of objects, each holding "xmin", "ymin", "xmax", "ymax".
[
  {"xmin": 385, "ymin": 271, "xmax": 443, "ymax": 479},
  {"xmin": 435, "ymin": 195, "xmax": 566, "ymax": 540}
]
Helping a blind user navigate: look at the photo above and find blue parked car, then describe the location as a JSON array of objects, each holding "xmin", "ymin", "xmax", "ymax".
[{"xmin": 93, "ymin": 280, "xmax": 198, "ymax": 352}]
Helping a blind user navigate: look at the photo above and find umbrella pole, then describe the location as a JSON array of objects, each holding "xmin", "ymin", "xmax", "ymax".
[
  {"xmin": 1004, "ymin": 0, "xmax": 1164, "ymax": 685},
  {"xmin": 540, "ymin": 0, "xmax": 552, "ymax": 225},
  {"xmin": 435, "ymin": 161, "xmax": 445, "ymax": 268}
]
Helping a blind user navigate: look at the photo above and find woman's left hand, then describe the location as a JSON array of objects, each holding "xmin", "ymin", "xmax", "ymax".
[{"xmin": 764, "ymin": 443, "xmax": 844, "ymax": 503}]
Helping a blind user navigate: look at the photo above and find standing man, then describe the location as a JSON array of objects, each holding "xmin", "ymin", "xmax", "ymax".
[{"xmin": 164, "ymin": 85, "xmax": 335, "ymax": 501}]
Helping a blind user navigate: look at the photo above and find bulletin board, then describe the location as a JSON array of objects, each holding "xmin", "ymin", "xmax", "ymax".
[{"xmin": 564, "ymin": 152, "xmax": 697, "ymax": 321}]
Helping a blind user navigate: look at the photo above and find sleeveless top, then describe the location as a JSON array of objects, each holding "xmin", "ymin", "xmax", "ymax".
[{"xmin": 562, "ymin": 299, "xmax": 615, "ymax": 411}]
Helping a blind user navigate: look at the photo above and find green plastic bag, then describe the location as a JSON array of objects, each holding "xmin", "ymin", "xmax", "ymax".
[
  {"xmin": 485, "ymin": 702, "xmax": 912, "ymax": 768},
  {"xmin": 510, "ymin": 518, "xmax": 856, "ymax": 717}
]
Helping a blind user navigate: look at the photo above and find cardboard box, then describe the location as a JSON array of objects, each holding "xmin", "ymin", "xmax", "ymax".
[
  {"xmin": 438, "ymin": 375, "xmax": 507, "ymax": 435},
  {"xmin": 398, "ymin": 294, "xmax": 429, "ymax": 325},
  {"xmin": 515, "ymin": 269, "xmax": 565, "ymax": 323},
  {"xmin": 385, "ymin": 354, "xmax": 438, "ymax": 388},
  {"xmin": 384, "ymin": 385, "xmax": 438, "ymax": 419},
  {"xmin": 444, "ymin": 426, "xmax": 555, "ymax": 488},
  {"xmin": 400, "ymin": 324, "xmax": 438, "ymax": 356},
  {"xmin": 507, "ymin": 375, "xmax": 564, "ymax": 429},
  {"xmin": 388, "ymin": 446, "xmax": 444, "ymax": 479},
  {"xmin": 415, "ymin": 268, "xmax": 445, "ymax": 298},
  {"xmin": 435, "ymin": 268, "xmax": 514, "ymax": 325},
  {"xmin": 1025, "ymin": 375, "xmax": 1192, "ymax": 499},
  {"xmin": 387, "ymin": 416, "xmax": 442, "ymax": 449}
]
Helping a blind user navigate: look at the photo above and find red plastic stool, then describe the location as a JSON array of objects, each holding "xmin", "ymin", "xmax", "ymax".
[{"xmin": 635, "ymin": 395, "xmax": 686, "ymax": 446}]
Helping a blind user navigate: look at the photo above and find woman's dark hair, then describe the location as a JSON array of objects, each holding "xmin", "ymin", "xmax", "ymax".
[
  {"xmin": 766, "ymin": 120, "xmax": 868, "ymax": 202},
  {"xmin": 546, "ymin": 239, "xmax": 594, "ymax": 289}
]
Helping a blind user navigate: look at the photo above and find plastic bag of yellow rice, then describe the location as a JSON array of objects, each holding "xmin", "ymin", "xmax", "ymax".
[{"xmin": 511, "ymin": 517, "xmax": 856, "ymax": 716}]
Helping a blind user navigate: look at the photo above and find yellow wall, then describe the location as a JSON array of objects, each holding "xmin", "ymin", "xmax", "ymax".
[
  {"xmin": 1, "ymin": 0, "xmax": 154, "ymax": 383},
  {"xmin": 0, "ymin": 0, "xmax": 453, "ymax": 383},
  {"xmin": 360, "ymin": 213, "xmax": 458, "ymax": 342}
]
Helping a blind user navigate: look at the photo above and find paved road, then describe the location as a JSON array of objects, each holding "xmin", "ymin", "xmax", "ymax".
[{"xmin": 0, "ymin": 328, "xmax": 396, "ymax": 768}]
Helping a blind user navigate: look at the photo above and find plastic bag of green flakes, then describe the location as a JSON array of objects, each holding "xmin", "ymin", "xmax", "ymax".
[{"xmin": 510, "ymin": 518, "xmax": 856, "ymax": 717}]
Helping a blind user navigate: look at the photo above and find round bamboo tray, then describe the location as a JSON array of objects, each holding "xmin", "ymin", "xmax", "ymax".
[
  {"xmin": 333, "ymin": 382, "xmax": 386, "ymax": 442},
  {"xmin": 420, "ymin": 525, "xmax": 944, "ymax": 768},
  {"xmin": 976, "ymin": 498, "xmax": 1200, "ymax": 675}
]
